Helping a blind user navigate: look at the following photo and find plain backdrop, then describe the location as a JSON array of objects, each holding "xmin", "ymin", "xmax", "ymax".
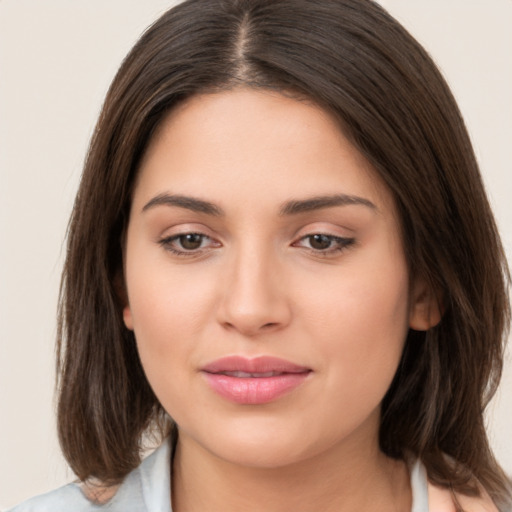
[{"xmin": 0, "ymin": 0, "xmax": 511, "ymax": 509}]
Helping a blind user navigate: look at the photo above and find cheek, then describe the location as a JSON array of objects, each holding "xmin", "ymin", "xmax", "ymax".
[
  {"xmin": 125, "ymin": 271, "xmax": 209, "ymax": 416},
  {"xmin": 124, "ymin": 253, "xmax": 227, "ymax": 411},
  {"xmin": 297, "ymin": 247, "xmax": 410, "ymax": 389},
  {"xmin": 126, "ymin": 242, "xmax": 218, "ymax": 331},
  {"xmin": 128, "ymin": 288, "xmax": 209, "ymax": 369}
]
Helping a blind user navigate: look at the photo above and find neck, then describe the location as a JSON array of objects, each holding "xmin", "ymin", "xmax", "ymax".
[{"xmin": 171, "ymin": 431, "xmax": 411, "ymax": 512}]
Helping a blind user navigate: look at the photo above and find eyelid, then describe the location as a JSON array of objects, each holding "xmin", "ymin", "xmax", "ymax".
[
  {"xmin": 156, "ymin": 223, "xmax": 356, "ymax": 258},
  {"xmin": 294, "ymin": 233, "xmax": 354, "ymax": 249},
  {"xmin": 158, "ymin": 228, "xmax": 222, "ymax": 257},
  {"xmin": 156, "ymin": 221, "xmax": 219, "ymax": 243},
  {"xmin": 291, "ymin": 224, "xmax": 357, "ymax": 257}
]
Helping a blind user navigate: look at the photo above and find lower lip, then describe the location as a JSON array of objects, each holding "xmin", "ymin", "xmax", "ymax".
[{"xmin": 202, "ymin": 372, "xmax": 310, "ymax": 404}]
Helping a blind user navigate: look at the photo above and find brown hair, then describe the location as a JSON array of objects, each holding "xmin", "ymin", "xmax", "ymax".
[{"xmin": 57, "ymin": 0, "xmax": 511, "ymax": 508}]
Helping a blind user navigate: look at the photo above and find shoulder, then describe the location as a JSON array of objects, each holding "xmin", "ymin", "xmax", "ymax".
[
  {"xmin": 411, "ymin": 459, "xmax": 500, "ymax": 512},
  {"xmin": 7, "ymin": 470, "xmax": 140, "ymax": 512},
  {"xmin": 6, "ymin": 439, "xmax": 172, "ymax": 512},
  {"xmin": 427, "ymin": 480, "xmax": 499, "ymax": 512},
  {"xmin": 5, "ymin": 483, "xmax": 92, "ymax": 512}
]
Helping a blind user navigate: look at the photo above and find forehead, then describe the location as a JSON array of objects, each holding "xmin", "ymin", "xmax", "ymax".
[{"xmin": 134, "ymin": 88, "xmax": 394, "ymax": 215}]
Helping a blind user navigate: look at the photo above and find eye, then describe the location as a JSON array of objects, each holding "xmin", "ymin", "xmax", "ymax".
[
  {"xmin": 175, "ymin": 233, "xmax": 206, "ymax": 250},
  {"xmin": 159, "ymin": 232, "xmax": 220, "ymax": 256},
  {"xmin": 294, "ymin": 233, "xmax": 355, "ymax": 255}
]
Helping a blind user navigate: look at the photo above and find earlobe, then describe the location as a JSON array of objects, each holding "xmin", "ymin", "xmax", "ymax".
[
  {"xmin": 113, "ymin": 271, "xmax": 133, "ymax": 330},
  {"xmin": 409, "ymin": 279, "xmax": 442, "ymax": 331},
  {"xmin": 123, "ymin": 305, "xmax": 134, "ymax": 331}
]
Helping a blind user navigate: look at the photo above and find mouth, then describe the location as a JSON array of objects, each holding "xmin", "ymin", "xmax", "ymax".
[
  {"xmin": 215, "ymin": 370, "xmax": 293, "ymax": 378},
  {"xmin": 201, "ymin": 356, "xmax": 312, "ymax": 405}
]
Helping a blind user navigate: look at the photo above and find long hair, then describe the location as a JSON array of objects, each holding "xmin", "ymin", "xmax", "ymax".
[{"xmin": 57, "ymin": 0, "xmax": 511, "ymax": 508}]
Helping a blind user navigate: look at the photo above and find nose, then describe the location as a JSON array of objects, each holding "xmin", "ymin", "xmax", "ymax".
[{"xmin": 216, "ymin": 245, "xmax": 292, "ymax": 337}]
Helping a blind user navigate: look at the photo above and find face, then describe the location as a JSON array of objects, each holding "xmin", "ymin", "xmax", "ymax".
[{"xmin": 123, "ymin": 89, "xmax": 434, "ymax": 469}]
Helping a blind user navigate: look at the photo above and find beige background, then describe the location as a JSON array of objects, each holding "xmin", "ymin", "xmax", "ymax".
[{"xmin": 0, "ymin": 0, "xmax": 511, "ymax": 508}]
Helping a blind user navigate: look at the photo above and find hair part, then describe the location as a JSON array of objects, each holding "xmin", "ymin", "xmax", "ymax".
[{"xmin": 57, "ymin": 0, "xmax": 511, "ymax": 508}]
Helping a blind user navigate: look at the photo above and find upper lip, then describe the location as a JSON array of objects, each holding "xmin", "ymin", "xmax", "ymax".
[{"xmin": 201, "ymin": 356, "xmax": 311, "ymax": 375}]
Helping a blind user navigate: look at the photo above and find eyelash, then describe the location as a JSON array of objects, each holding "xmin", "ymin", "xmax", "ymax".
[
  {"xmin": 159, "ymin": 233, "xmax": 218, "ymax": 257},
  {"xmin": 158, "ymin": 233, "xmax": 356, "ymax": 258},
  {"xmin": 293, "ymin": 234, "xmax": 356, "ymax": 256}
]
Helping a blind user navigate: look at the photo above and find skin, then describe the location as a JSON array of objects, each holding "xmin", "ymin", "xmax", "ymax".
[{"xmin": 123, "ymin": 88, "xmax": 439, "ymax": 512}]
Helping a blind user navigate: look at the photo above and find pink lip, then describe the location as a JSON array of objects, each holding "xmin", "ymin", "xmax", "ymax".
[{"xmin": 201, "ymin": 356, "xmax": 312, "ymax": 405}]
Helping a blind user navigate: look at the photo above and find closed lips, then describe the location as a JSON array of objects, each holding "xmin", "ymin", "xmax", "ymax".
[
  {"xmin": 217, "ymin": 371, "xmax": 296, "ymax": 378},
  {"xmin": 201, "ymin": 356, "xmax": 312, "ymax": 404},
  {"xmin": 201, "ymin": 355, "xmax": 311, "ymax": 375}
]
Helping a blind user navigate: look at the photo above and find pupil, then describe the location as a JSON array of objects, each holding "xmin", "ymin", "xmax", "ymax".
[
  {"xmin": 180, "ymin": 234, "xmax": 202, "ymax": 250},
  {"xmin": 310, "ymin": 234, "xmax": 331, "ymax": 250}
]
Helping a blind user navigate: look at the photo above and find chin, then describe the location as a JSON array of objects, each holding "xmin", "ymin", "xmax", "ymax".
[
  {"xmin": 209, "ymin": 437, "xmax": 315, "ymax": 469},
  {"xmin": 179, "ymin": 413, "xmax": 366, "ymax": 471}
]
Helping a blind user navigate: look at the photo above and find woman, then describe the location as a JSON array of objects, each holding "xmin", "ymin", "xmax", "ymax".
[{"xmin": 9, "ymin": 0, "xmax": 511, "ymax": 510}]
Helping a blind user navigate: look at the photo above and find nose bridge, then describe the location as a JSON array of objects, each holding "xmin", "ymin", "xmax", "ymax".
[{"xmin": 218, "ymin": 237, "xmax": 290, "ymax": 335}]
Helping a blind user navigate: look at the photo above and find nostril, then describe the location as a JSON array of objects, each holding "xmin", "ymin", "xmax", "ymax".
[{"xmin": 221, "ymin": 320, "xmax": 281, "ymax": 336}]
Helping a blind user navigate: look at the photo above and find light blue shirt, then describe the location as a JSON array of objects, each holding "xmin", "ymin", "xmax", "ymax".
[{"xmin": 8, "ymin": 439, "xmax": 429, "ymax": 511}]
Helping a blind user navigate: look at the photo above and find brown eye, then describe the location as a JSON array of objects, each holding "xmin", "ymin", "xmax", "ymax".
[
  {"xmin": 178, "ymin": 233, "xmax": 204, "ymax": 250},
  {"xmin": 308, "ymin": 234, "xmax": 333, "ymax": 250},
  {"xmin": 159, "ymin": 232, "xmax": 221, "ymax": 257},
  {"xmin": 293, "ymin": 233, "xmax": 356, "ymax": 256}
]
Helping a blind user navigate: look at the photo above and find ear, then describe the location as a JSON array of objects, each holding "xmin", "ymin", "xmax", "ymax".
[
  {"xmin": 113, "ymin": 271, "xmax": 134, "ymax": 331},
  {"xmin": 409, "ymin": 277, "xmax": 442, "ymax": 331},
  {"xmin": 123, "ymin": 304, "xmax": 134, "ymax": 331}
]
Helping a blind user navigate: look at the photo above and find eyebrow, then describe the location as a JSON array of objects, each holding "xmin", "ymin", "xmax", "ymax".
[
  {"xmin": 141, "ymin": 192, "xmax": 377, "ymax": 216},
  {"xmin": 279, "ymin": 194, "xmax": 377, "ymax": 215},
  {"xmin": 142, "ymin": 193, "xmax": 224, "ymax": 216}
]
